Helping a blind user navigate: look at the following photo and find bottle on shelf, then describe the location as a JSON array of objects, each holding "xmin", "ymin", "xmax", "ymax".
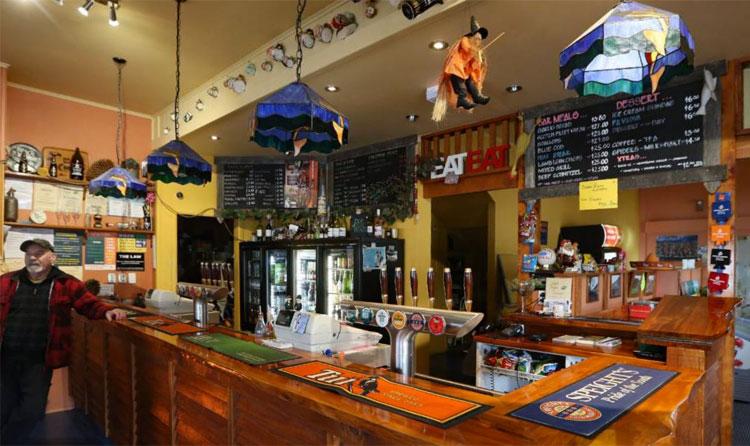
[
  {"xmin": 374, "ymin": 209, "xmax": 385, "ymax": 238},
  {"xmin": 255, "ymin": 220, "xmax": 264, "ymax": 241},
  {"xmin": 70, "ymin": 147, "xmax": 85, "ymax": 180},
  {"xmin": 366, "ymin": 209, "xmax": 374, "ymax": 237},
  {"xmin": 48, "ymin": 153, "xmax": 58, "ymax": 178},
  {"xmin": 265, "ymin": 214, "xmax": 273, "ymax": 241}
]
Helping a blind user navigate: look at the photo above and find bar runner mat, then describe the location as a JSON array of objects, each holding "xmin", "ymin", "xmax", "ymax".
[
  {"xmin": 509, "ymin": 363, "xmax": 677, "ymax": 438},
  {"xmin": 129, "ymin": 315, "xmax": 203, "ymax": 335},
  {"xmin": 274, "ymin": 361, "xmax": 491, "ymax": 428},
  {"xmin": 182, "ymin": 333, "xmax": 297, "ymax": 366}
]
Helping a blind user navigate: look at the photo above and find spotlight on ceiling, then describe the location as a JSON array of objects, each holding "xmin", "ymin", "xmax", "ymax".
[
  {"xmin": 108, "ymin": 1, "xmax": 119, "ymax": 27},
  {"xmin": 78, "ymin": 0, "xmax": 94, "ymax": 16},
  {"xmin": 324, "ymin": 85, "xmax": 339, "ymax": 92},
  {"xmin": 406, "ymin": 114, "xmax": 419, "ymax": 122},
  {"xmin": 210, "ymin": 135, "xmax": 221, "ymax": 141},
  {"xmin": 506, "ymin": 84, "xmax": 523, "ymax": 93},
  {"xmin": 429, "ymin": 40, "xmax": 448, "ymax": 51}
]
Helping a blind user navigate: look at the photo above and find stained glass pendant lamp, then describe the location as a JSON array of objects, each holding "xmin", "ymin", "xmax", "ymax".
[
  {"xmin": 560, "ymin": 0, "xmax": 694, "ymax": 97},
  {"xmin": 89, "ymin": 58, "xmax": 147, "ymax": 199},
  {"xmin": 252, "ymin": 0, "xmax": 349, "ymax": 156},
  {"xmin": 146, "ymin": 0, "xmax": 212, "ymax": 185}
]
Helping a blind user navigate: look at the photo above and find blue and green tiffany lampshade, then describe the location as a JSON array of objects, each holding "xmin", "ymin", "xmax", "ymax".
[
  {"xmin": 252, "ymin": 82, "xmax": 349, "ymax": 156},
  {"xmin": 560, "ymin": 0, "xmax": 694, "ymax": 97},
  {"xmin": 146, "ymin": 139, "xmax": 212, "ymax": 185},
  {"xmin": 89, "ymin": 167, "xmax": 147, "ymax": 199}
]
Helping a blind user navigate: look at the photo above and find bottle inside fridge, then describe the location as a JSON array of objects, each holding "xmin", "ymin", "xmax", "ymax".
[
  {"xmin": 245, "ymin": 249, "xmax": 263, "ymax": 329},
  {"xmin": 294, "ymin": 249, "xmax": 317, "ymax": 312},
  {"xmin": 326, "ymin": 247, "xmax": 355, "ymax": 316},
  {"xmin": 267, "ymin": 250, "xmax": 288, "ymax": 321}
]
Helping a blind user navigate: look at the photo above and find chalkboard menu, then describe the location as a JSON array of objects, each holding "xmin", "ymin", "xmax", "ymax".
[
  {"xmin": 222, "ymin": 163, "xmax": 285, "ymax": 209},
  {"xmin": 332, "ymin": 146, "xmax": 409, "ymax": 208},
  {"xmin": 534, "ymin": 81, "xmax": 704, "ymax": 187}
]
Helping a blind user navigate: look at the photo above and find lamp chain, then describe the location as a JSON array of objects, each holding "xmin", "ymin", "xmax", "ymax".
[
  {"xmin": 174, "ymin": 0, "xmax": 182, "ymax": 141},
  {"xmin": 115, "ymin": 60, "xmax": 124, "ymax": 165},
  {"xmin": 295, "ymin": 0, "xmax": 307, "ymax": 83}
]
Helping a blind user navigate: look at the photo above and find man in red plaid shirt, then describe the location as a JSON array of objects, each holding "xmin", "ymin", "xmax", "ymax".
[{"xmin": 1, "ymin": 239, "xmax": 127, "ymax": 444}]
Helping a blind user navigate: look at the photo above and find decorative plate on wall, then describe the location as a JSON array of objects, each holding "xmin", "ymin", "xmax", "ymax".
[{"xmin": 7, "ymin": 142, "xmax": 43, "ymax": 173}]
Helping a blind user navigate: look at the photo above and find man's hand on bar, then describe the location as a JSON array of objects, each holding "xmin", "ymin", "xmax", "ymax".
[{"xmin": 106, "ymin": 309, "xmax": 129, "ymax": 321}]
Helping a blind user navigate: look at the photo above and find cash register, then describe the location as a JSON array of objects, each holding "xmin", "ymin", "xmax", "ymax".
[{"xmin": 273, "ymin": 310, "xmax": 382, "ymax": 352}]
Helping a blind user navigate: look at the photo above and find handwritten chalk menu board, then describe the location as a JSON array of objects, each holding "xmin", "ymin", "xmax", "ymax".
[
  {"xmin": 221, "ymin": 163, "xmax": 285, "ymax": 209},
  {"xmin": 332, "ymin": 146, "xmax": 409, "ymax": 208},
  {"xmin": 534, "ymin": 80, "xmax": 704, "ymax": 187}
]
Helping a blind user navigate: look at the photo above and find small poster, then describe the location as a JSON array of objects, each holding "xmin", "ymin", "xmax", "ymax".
[
  {"xmin": 579, "ymin": 179, "xmax": 618, "ymax": 211},
  {"xmin": 284, "ymin": 160, "xmax": 318, "ymax": 209},
  {"xmin": 117, "ymin": 234, "xmax": 148, "ymax": 253},
  {"xmin": 85, "ymin": 235, "xmax": 116, "ymax": 270},
  {"xmin": 116, "ymin": 252, "xmax": 145, "ymax": 271},
  {"xmin": 655, "ymin": 235, "xmax": 698, "ymax": 260},
  {"xmin": 54, "ymin": 231, "xmax": 83, "ymax": 266},
  {"xmin": 32, "ymin": 182, "xmax": 61, "ymax": 212},
  {"xmin": 545, "ymin": 277, "xmax": 573, "ymax": 301},
  {"xmin": 85, "ymin": 193, "xmax": 108, "ymax": 215},
  {"xmin": 362, "ymin": 246, "xmax": 386, "ymax": 271}
]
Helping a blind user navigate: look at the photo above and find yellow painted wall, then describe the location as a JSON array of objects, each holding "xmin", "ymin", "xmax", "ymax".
[{"xmin": 541, "ymin": 190, "xmax": 641, "ymax": 260}]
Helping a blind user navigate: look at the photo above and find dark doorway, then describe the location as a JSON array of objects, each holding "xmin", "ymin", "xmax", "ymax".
[{"xmin": 177, "ymin": 216, "xmax": 234, "ymax": 284}]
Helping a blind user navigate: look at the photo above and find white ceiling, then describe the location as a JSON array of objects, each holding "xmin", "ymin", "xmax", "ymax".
[{"xmin": 3, "ymin": 0, "xmax": 750, "ymax": 156}]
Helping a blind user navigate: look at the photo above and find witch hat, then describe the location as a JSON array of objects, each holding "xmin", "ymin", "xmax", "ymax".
[{"xmin": 465, "ymin": 16, "xmax": 488, "ymax": 39}]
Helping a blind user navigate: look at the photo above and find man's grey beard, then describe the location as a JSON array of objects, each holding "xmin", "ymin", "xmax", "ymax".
[{"xmin": 27, "ymin": 264, "xmax": 45, "ymax": 274}]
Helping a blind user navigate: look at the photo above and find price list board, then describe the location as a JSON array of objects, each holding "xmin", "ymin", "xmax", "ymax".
[
  {"xmin": 221, "ymin": 163, "xmax": 285, "ymax": 210},
  {"xmin": 534, "ymin": 81, "xmax": 704, "ymax": 187},
  {"xmin": 331, "ymin": 146, "xmax": 409, "ymax": 208}
]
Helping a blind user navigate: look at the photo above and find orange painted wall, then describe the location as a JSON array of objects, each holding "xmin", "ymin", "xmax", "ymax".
[{"xmin": 3, "ymin": 85, "xmax": 153, "ymax": 413}]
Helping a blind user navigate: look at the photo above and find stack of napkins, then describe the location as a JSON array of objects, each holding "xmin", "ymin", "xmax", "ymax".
[{"xmin": 551, "ymin": 335, "xmax": 621, "ymax": 347}]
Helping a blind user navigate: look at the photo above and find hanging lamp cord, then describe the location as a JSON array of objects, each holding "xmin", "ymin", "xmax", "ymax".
[
  {"xmin": 295, "ymin": 0, "xmax": 307, "ymax": 83},
  {"xmin": 174, "ymin": 0, "xmax": 183, "ymax": 141},
  {"xmin": 115, "ymin": 59, "xmax": 124, "ymax": 165}
]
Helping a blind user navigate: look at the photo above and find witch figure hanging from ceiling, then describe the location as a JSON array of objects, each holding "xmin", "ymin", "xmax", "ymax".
[{"xmin": 432, "ymin": 16, "xmax": 490, "ymax": 122}]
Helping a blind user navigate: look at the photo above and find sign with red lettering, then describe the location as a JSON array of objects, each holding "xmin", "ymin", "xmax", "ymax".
[{"xmin": 430, "ymin": 145, "xmax": 509, "ymax": 181}]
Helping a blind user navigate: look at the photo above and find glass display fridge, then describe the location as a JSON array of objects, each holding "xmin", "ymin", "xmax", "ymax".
[{"xmin": 239, "ymin": 238, "xmax": 404, "ymax": 331}]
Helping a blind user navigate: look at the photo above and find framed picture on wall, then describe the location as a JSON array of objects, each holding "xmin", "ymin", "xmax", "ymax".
[
  {"xmin": 736, "ymin": 57, "xmax": 750, "ymax": 136},
  {"xmin": 629, "ymin": 273, "xmax": 642, "ymax": 297},
  {"xmin": 587, "ymin": 276, "xmax": 600, "ymax": 303},
  {"xmin": 610, "ymin": 274, "xmax": 622, "ymax": 299},
  {"xmin": 645, "ymin": 273, "xmax": 656, "ymax": 295}
]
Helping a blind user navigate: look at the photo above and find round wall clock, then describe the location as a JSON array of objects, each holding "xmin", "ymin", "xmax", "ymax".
[{"xmin": 7, "ymin": 142, "xmax": 43, "ymax": 173}]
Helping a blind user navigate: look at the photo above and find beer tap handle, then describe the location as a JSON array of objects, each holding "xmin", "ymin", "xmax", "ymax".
[
  {"xmin": 410, "ymin": 267, "xmax": 418, "ymax": 307},
  {"xmin": 427, "ymin": 267, "xmax": 435, "ymax": 308},
  {"xmin": 379, "ymin": 267, "xmax": 389, "ymax": 304},
  {"xmin": 443, "ymin": 267, "xmax": 453, "ymax": 310},
  {"xmin": 464, "ymin": 268, "xmax": 473, "ymax": 312},
  {"xmin": 395, "ymin": 267, "xmax": 403, "ymax": 306}
]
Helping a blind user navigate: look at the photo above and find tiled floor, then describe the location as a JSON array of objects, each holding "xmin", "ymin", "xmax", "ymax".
[{"xmin": 17, "ymin": 402, "xmax": 750, "ymax": 445}]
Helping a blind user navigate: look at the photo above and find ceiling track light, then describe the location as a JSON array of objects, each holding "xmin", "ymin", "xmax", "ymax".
[
  {"xmin": 108, "ymin": 0, "xmax": 119, "ymax": 27},
  {"xmin": 78, "ymin": 0, "xmax": 94, "ymax": 16}
]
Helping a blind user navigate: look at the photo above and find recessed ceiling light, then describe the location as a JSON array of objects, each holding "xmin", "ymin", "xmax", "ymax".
[
  {"xmin": 406, "ymin": 114, "xmax": 419, "ymax": 122},
  {"xmin": 429, "ymin": 40, "xmax": 448, "ymax": 51},
  {"xmin": 506, "ymin": 84, "xmax": 523, "ymax": 93},
  {"xmin": 163, "ymin": 127, "xmax": 170, "ymax": 135},
  {"xmin": 210, "ymin": 135, "xmax": 221, "ymax": 141},
  {"xmin": 325, "ymin": 85, "xmax": 339, "ymax": 92}
]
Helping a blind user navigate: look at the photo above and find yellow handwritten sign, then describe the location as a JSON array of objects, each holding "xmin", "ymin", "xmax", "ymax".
[{"xmin": 579, "ymin": 178, "xmax": 618, "ymax": 210}]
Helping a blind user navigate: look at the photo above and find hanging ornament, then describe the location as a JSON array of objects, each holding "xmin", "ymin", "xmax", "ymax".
[
  {"xmin": 251, "ymin": 0, "xmax": 349, "ymax": 156},
  {"xmin": 431, "ymin": 16, "xmax": 492, "ymax": 122},
  {"xmin": 560, "ymin": 0, "xmax": 694, "ymax": 97},
  {"xmin": 146, "ymin": 0, "xmax": 212, "ymax": 185},
  {"xmin": 89, "ymin": 57, "xmax": 147, "ymax": 199}
]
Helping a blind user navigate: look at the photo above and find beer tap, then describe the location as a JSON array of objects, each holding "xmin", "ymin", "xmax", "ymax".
[
  {"xmin": 464, "ymin": 268, "xmax": 473, "ymax": 312},
  {"xmin": 379, "ymin": 267, "xmax": 389, "ymax": 304},
  {"xmin": 395, "ymin": 267, "xmax": 404, "ymax": 306},
  {"xmin": 427, "ymin": 267, "xmax": 435, "ymax": 308},
  {"xmin": 443, "ymin": 267, "xmax": 453, "ymax": 310},
  {"xmin": 410, "ymin": 267, "xmax": 418, "ymax": 307}
]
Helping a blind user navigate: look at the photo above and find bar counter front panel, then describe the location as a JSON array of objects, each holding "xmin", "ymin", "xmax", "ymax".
[{"xmin": 69, "ymin": 309, "xmax": 707, "ymax": 446}]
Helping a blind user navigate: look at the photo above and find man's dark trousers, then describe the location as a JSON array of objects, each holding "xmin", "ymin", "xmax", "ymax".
[{"xmin": 1, "ymin": 352, "xmax": 53, "ymax": 445}]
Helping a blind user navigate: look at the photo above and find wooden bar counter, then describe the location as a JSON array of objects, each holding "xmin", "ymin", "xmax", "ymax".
[{"xmin": 69, "ymin": 311, "xmax": 707, "ymax": 445}]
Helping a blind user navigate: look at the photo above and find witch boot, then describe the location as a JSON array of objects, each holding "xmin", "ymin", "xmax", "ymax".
[
  {"xmin": 450, "ymin": 75, "xmax": 476, "ymax": 110},
  {"xmin": 466, "ymin": 77, "xmax": 490, "ymax": 105}
]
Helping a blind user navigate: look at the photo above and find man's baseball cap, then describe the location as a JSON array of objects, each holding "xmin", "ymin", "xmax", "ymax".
[{"xmin": 20, "ymin": 239, "xmax": 55, "ymax": 253}]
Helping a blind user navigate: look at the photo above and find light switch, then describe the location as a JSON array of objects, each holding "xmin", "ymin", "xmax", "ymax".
[
  {"xmin": 118, "ymin": 273, "xmax": 127, "ymax": 283},
  {"xmin": 128, "ymin": 273, "xmax": 137, "ymax": 284},
  {"xmin": 107, "ymin": 273, "xmax": 116, "ymax": 283}
]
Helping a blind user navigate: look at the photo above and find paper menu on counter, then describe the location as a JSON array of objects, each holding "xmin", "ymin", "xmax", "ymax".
[
  {"xmin": 32, "ymin": 182, "xmax": 61, "ymax": 212},
  {"xmin": 4, "ymin": 178, "xmax": 33, "ymax": 210}
]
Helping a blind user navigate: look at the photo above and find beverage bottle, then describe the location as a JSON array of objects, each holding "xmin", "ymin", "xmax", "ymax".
[
  {"xmin": 265, "ymin": 214, "xmax": 273, "ymax": 240},
  {"xmin": 49, "ymin": 154, "xmax": 58, "ymax": 177},
  {"xmin": 18, "ymin": 152, "xmax": 28, "ymax": 174},
  {"xmin": 70, "ymin": 147, "xmax": 85, "ymax": 180},
  {"xmin": 255, "ymin": 220, "xmax": 264, "ymax": 241},
  {"xmin": 374, "ymin": 209, "xmax": 384, "ymax": 238}
]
